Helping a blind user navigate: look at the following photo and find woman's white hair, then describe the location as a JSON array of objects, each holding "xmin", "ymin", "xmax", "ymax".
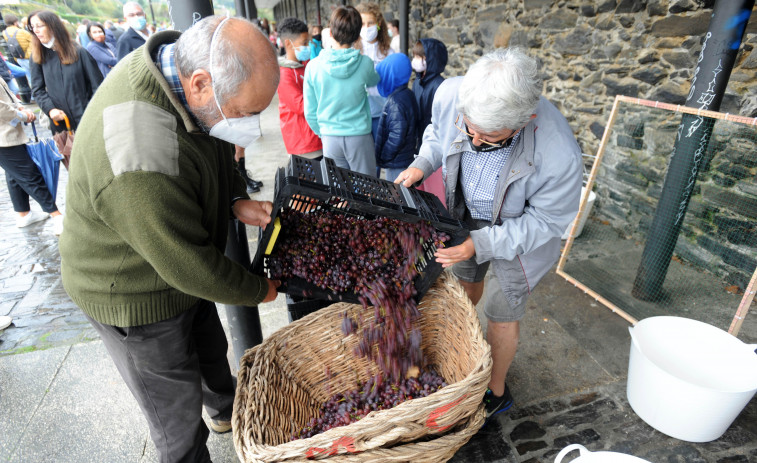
[
  {"xmin": 456, "ymin": 48, "xmax": 542, "ymax": 132},
  {"xmin": 174, "ymin": 16, "xmax": 261, "ymax": 106}
]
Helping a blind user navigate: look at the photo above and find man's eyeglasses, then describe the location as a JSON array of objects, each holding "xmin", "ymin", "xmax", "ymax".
[
  {"xmin": 454, "ymin": 114, "xmax": 513, "ymax": 149},
  {"xmin": 126, "ymin": 12, "xmax": 146, "ymax": 18}
]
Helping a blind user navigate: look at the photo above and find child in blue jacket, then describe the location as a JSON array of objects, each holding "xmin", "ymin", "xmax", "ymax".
[{"xmin": 374, "ymin": 53, "xmax": 418, "ymax": 182}]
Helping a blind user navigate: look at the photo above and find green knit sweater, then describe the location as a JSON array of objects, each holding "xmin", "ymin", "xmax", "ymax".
[{"xmin": 60, "ymin": 31, "xmax": 268, "ymax": 327}]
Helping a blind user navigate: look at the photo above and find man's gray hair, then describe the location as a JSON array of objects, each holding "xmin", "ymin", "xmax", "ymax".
[
  {"xmin": 123, "ymin": 1, "xmax": 143, "ymax": 15},
  {"xmin": 456, "ymin": 48, "xmax": 542, "ymax": 132},
  {"xmin": 175, "ymin": 16, "xmax": 270, "ymax": 107}
]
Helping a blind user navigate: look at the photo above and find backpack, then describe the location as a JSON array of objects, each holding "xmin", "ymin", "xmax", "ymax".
[{"xmin": 3, "ymin": 29, "xmax": 25, "ymax": 60}]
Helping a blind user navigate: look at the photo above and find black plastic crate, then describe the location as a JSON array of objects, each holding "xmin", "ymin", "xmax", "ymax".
[{"xmin": 250, "ymin": 157, "xmax": 469, "ymax": 304}]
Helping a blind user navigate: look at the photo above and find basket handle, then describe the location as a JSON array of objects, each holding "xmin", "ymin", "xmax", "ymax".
[
  {"xmin": 361, "ymin": 426, "xmax": 410, "ymax": 450},
  {"xmin": 554, "ymin": 444, "xmax": 589, "ymax": 463}
]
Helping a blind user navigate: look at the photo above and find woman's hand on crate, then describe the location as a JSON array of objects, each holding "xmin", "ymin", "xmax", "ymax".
[
  {"xmin": 263, "ymin": 279, "xmax": 281, "ymax": 302},
  {"xmin": 233, "ymin": 199, "xmax": 274, "ymax": 229},
  {"xmin": 394, "ymin": 167, "xmax": 424, "ymax": 188},
  {"xmin": 434, "ymin": 237, "xmax": 475, "ymax": 268}
]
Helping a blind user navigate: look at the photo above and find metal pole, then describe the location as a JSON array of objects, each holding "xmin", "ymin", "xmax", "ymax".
[
  {"xmin": 167, "ymin": 0, "xmax": 214, "ymax": 32},
  {"xmin": 245, "ymin": 0, "xmax": 258, "ymax": 20},
  {"xmin": 303, "ymin": 0, "xmax": 308, "ymax": 24},
  {"xmin": 225, "ymin": 220, "xmax": 264, "ymax": 362},
  {"xmin": 295, "ymin": 0, "xmax": 299, "ymax": 19},
  {"xmin": 632, "ymin": 0, "xmax": 754, "ymax": 301},
  {"xmin": 399, "ymin": 0, "xmax": 408, "ymax": 54},
  {"xmin": 234, "ymin": 0, "xmax": 247, "ymax": 18},
  {"xmin": 148, "ymin": 1, "xmax": 157, "ymax": 27},
  {"xmin": 316, "ymin": 0, "xmax": 321, "ymax": 25}
]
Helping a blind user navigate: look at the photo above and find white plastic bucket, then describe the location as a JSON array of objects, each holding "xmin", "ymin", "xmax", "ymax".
[
  {"xmin": 562, "ymin": 187, "xmax": 596, "ymax": 240},
  {"xmin": 554, "ymin": 444, "xmax": 651, "ymax": 462},
  {"xmin": 627, "ymin": 316, "xmax": 757, "ymax": 442}
]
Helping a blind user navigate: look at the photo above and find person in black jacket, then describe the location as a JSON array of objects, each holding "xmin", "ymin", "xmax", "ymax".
[
  {"xmin": 412, "ymin": 38, "xmax": 448, "ymax": 148},
  {"xmin": 374, "ymin": 53, "xmax": 418, "ymax": 182},
  {"xmin": 116, "ymin": 2, "xmax": 150, "ymax": 61},
  {"xmin": 27, "ymin": 10, "xmax": 103, "ymax": 135}
]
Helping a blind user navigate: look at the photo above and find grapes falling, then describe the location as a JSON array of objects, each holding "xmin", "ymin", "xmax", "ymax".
[{"xmin": 267, "ymin": 206, "xmax": 452, "ymax": 439}]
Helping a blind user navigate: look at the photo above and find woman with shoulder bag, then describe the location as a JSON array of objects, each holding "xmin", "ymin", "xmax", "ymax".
[
  {"xmin": 27, "ymin": 10, "xmax": 103, "ymax": 167},
  {"xmin": 0, "ymin": 77, "xmax": 63, "ymax": 235}
]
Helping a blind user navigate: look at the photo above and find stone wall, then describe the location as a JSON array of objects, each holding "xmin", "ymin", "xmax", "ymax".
[{"xmin": 281, "ymin": 0, "xmax": 757, "ymax": 157}]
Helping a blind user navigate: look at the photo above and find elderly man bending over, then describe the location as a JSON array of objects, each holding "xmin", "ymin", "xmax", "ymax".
[
  {"xmin": 396, "ymin": 48, "xmax": 582, "ymax": 420},
  {"xmin": 60, "ymin": 16, "xmax": 280, "ymax": 462}
]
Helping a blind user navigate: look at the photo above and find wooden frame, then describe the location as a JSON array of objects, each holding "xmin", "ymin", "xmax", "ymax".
[{"xmin": 556, "ymin": 95, "xmax": 757, "ymax": 335}]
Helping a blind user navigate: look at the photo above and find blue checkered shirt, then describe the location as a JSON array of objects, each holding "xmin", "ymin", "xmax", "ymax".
[
  {"xmin": 155, "ymin": 42, "xmax": 190, "ymax": 110},
  {"xmin": 459, "ymin": 130, "xmax": 522, "ymax": 222}
]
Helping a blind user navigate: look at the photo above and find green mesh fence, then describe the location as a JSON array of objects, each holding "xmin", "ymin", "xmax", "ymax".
[{"xmin": 559, "ymin": 96, "xmax": 757, "ymax": 337}]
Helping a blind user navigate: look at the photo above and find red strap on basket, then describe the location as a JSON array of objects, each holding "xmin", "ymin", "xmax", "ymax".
[
  {"xmin": 305, "ymin": 436, "xmax": 358, "ymax": 459},
  {"xmin": 426, "ymin": 394, "xmax": 468, "ymax": 432}
]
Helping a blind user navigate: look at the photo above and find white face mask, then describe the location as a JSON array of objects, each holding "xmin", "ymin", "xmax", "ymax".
[
  {"xmin": 411, "ymin": 57, "xmax": 426, "ymax": 73},
  {"xmin": 42, "ymin": 37, "xmax": 55, "ymax": 49},
  {"xmin": 387, "ymin": 29, "xmax": 394, "ymax": 38},
  {"xmin": 206, "ymin": 18, "xmax": 262, "ymax": 150},
  {"xmin": 360, "ymin": 25, "xmax": 378, "ymax": 43}
]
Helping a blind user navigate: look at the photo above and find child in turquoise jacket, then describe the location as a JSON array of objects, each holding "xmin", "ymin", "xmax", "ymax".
[{"xmin": 304, "ymin": 6, "xmax": 380, "ymax": 175}]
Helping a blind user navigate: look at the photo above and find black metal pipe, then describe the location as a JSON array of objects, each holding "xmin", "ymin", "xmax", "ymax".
[
  {"xmin": 148, "ymin": 1, "xmax": 157, "ymax": 27},
  {"xmin": 399, "ymin": 0, "xmax": 408, "ymax": 54},
  {"xmin": 295, "ymin": 0, "xmax": 299, "ymax": 20},
  {"xmin": 224, "ymin": 219, "xmax": 264, "ymax": 363},
  {"xmin": 316, "ymin": 0, "xmax": 321, "ymax": 25},
  {"xmin": 245, "ymin": 0, "xmax": 258, "ymax": 20},
  {"xmin": 235, "ymin": 0, "xmax": 247, "ymax": 18},
  {"xmin": 632, "ymin": 0, "xmax": 754, "ymax": 301},
  {"xmin": 167, "ymin": 0, "xmax": 214, "ymax": 32}
]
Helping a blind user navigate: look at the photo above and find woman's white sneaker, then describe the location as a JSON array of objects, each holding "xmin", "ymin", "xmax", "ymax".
[{"xmin": 16, "ymin": 211, "xmax": 49, "ymax": 228}]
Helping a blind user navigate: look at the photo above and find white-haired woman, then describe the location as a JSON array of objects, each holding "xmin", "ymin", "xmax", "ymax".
[{"xmin": 395, "ymin": 48, "xmax": 583, "ymax": 420}]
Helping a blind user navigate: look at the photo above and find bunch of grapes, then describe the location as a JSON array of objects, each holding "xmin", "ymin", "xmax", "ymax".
[{"xmin": 293, "ymin": 370, "xmax": 447, "ymax": 439}]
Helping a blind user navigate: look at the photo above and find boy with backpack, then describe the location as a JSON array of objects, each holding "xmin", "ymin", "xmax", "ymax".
[{"xmin": 2, "ymin": 14, "xmax": 33, "ymax": 73}]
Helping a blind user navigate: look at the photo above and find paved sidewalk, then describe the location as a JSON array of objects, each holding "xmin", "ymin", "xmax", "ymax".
[{"xmin": 1, "ymin": 96, "xmax": 755, "ymax": 462}]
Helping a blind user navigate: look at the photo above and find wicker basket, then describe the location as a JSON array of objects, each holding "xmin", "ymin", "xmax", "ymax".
[{"xmin": 233, "ymin": 272, "xmax": 492, "ymax": 462}]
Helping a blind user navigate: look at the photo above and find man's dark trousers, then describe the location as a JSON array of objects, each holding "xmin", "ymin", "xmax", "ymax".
[{"xmin": 86, "ymin": 299, "xmax": 235, "ymax": 463}]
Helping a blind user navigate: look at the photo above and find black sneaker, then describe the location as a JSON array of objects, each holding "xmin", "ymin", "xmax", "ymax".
[
  {"xmin": 484, "ymin": 384, "xmax": 513, "ymax": 419},
  {"xmin": 245, "ymin": 178, "xmax": 260, "ymax": 193}
]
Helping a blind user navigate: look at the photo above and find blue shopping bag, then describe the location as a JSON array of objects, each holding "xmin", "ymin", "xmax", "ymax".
[{"xmin": 26, "ymin": 121, "xmax": 64, "ymax": 201}]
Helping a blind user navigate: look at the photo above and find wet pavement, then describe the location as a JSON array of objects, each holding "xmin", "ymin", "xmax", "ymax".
[{"xmin": 1, "ymin": 97, "xmax": 755, "ymax": 462}]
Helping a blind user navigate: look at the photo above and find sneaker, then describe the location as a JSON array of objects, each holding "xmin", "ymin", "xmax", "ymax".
[
  {"xmin": 484, "ymin": 384, "xmax": 514, "ymax": 419},
  {"xmin": 16, "ymin": 211, "xmax": 49, "ymax": 228},
  {"xmin": 210, "ymin": 419, "xmax": 232, "ymax": 434},
  {"xmin": 0, "ymin": 315, "xmax": 12, "ymax": 331},
  {"xmin": 51, "ymin": 214, "xmax": 64, "ymax": 236}
]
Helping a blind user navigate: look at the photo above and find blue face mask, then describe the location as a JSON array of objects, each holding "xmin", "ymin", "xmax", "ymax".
[
  {"xmin": 129, "ymin": 16, "xmax": 147, "ymax": 31},
  {"xmin": 294, "ymin": 45, "xmax": 311, "ymax": 62}
]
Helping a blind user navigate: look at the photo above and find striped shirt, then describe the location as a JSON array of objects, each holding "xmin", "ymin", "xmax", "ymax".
[{"xmin": 459, "ymin": 130, "xmax": 522, "ymax": 221}]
